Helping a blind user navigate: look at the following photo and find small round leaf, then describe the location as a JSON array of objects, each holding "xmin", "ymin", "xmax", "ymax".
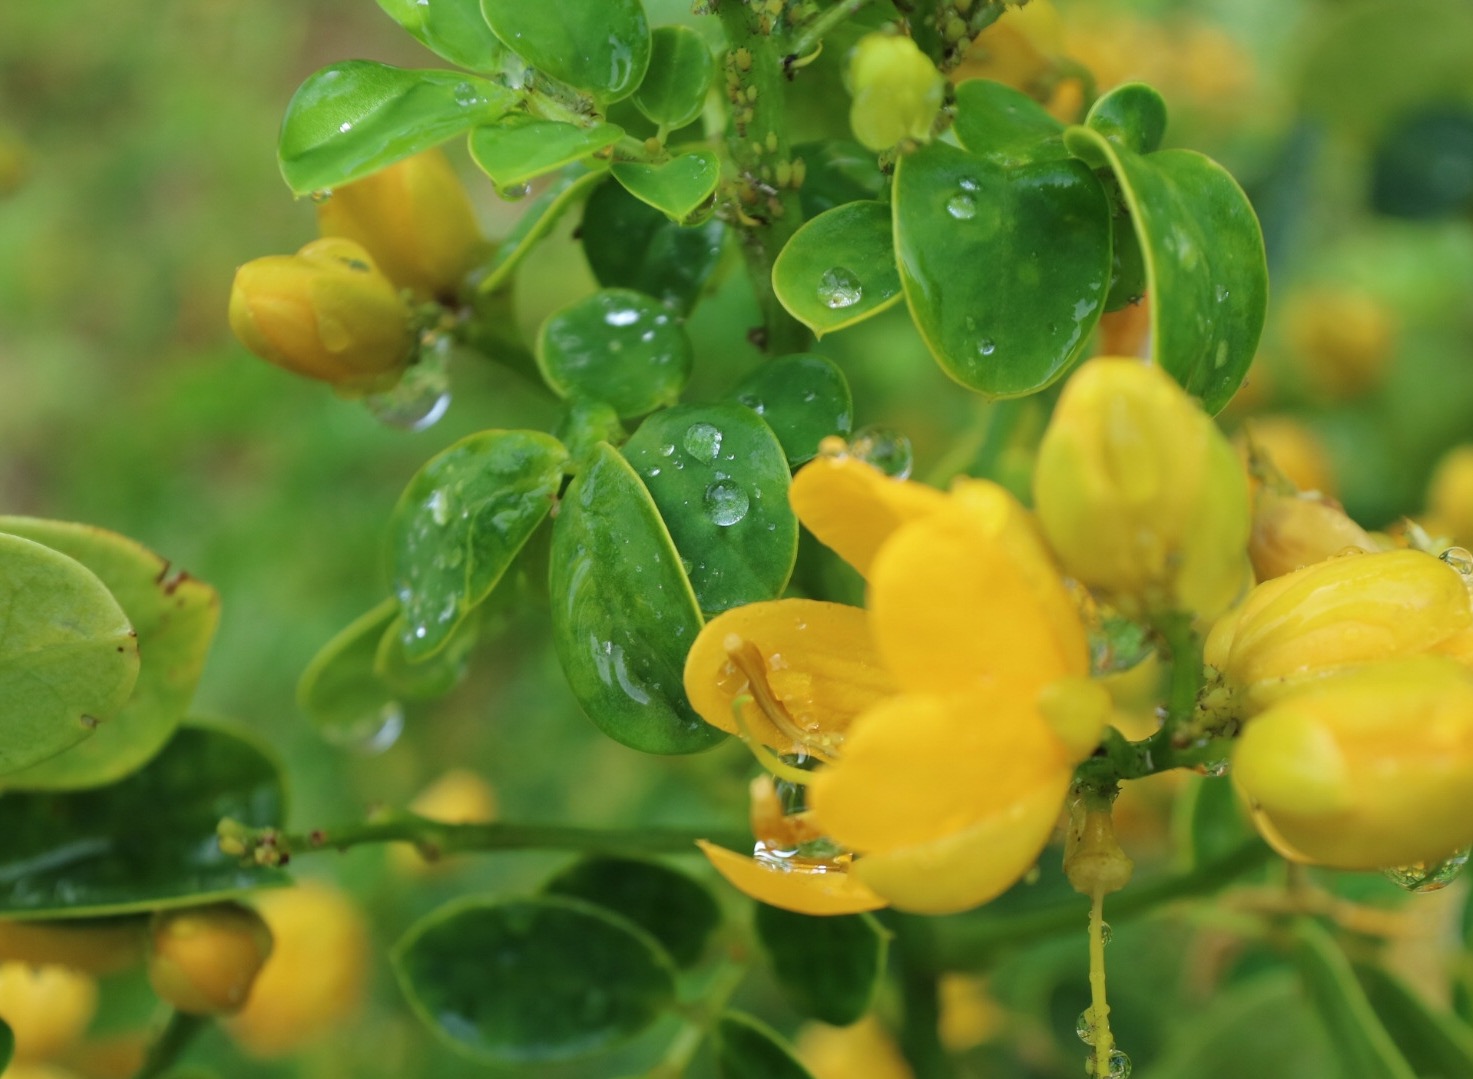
[
  {"xmin": 479, "ymin": 0, "xmax": 651, "ymax": 103},
  {"xmin": 753, "ymin": 905, "xmax": 888, "ymax": 1025},
  {"xmin": 611, "ymin": 151, "xmax": 720, "ymax": 223},
  {"xmin": 727, "ymin": 353, "xmax": 854, "ymax": 467},
  {"xmin": 469, "ymin": 116, "xmax": 623, "ymax": 192},
  {"xmin": 375, "ymin": 0, "xmax": 508, "ymax": 73},
  {"xmin": 543, "ymin": 856, "xmax": 721, "ymax": 968},
  {"xmin": 633, "ymin": 26, "xmax": 715, "ymax": 130},
  {"xmin": 773, "ymin": 200, "xmax": 901, "ymax": 337},
  {"xmin": 1085, "ymin": 82, "xmax": 1168, "ymax": 157}
]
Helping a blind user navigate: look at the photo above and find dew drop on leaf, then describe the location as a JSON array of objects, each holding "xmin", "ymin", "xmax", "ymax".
[
  {"xmin": 946, "ymin": 192, "xmax": 977, "ymax": 220},
  {"xmin": 704, "ymin": 479, "xmax": 749, "ymax": 526},
  {"xmin": 849, "ymin": 425, "xmax": 913, "ymax": 479},
  {"xmin": 683, "ymin": 422, "xmax": 723, "ymax": 460},
  {"xmin": 817, "ymin": 266, "xmax": 863, "ymax": 310}
]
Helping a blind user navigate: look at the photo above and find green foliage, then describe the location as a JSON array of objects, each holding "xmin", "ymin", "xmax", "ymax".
[
  {"xmin": 753, "ymin": 905, "xmax": 888, "ymax": 1026},
  {"xmin": 469, "ymin": 117, "xmax": 624, "ymax": 192},
  {"xmin": 611, "ymin": 150, "xmax": 723, "ymax": 223},
  {"xmin": 580, "ymin": 178, "xmax": 727, "ymax": 314},
  {"xmin": 725, "ymin": 353, "xmax": 853, "ymax": 467},
  {"xmin": 479, "ymin": 0, "xmax": 652, "ymax": 104},
  {"xmin": 714, "ymin": 1013, "xmax": 816, "ymax": 1079},
  {"xmin": 772, "ymin": 200, "xmax": 902, "ymax": 337},
  {"xmin": 376, "ymin": 0, "xmax": 509, "ymax": 73},
  {"xmin": 634, "ymin": 26, "xmax": 715, "ymax": 131}
]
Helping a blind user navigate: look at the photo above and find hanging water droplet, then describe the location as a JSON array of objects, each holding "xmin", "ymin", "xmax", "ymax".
[
  {"xmin": 497, "ymin": 181, "xmax": 531, "ymax": 201},
  {"xmin": 817, "ymin": 266, "xmax": 863, "ymax": 310},
  {"xmin": 977, "ymin": 338, "xmax": 997, "ymax": 356},
  {"xmin": 849, "ymin": 425, "xmax": 913, "ymax": 479},
  {"xmin": 1076, "ymin": 1009, "xmax": 1097, "ymax": 1046},
  {"xmin": 309, "ymin": 189, "xmax": 333, "ymax": 204},
  {"xmin": 362, "ymin": 356, "xmax": 452, "ymax": 432},
  {"xmin": 1383, "ymin": 846, "xmax": 1471, "ymax": 892},
  {"xmin": 704, "ymin": 479, "xmax": 750, "ymax": 526},
  {"xmin": 1441, "ymin": 547, "xmax": 1473, "ymax": 576},
  {"xmin": 1100, "ymin": 921, "xmax": 1112, "ymax": 945},
  {"xmin": 1085, "ymin": 1049, "xmax": 1132, "ymax": 1078},
  {"xmin": 946, "ymin": 192, "xmax": 977, "ymax": 220},
  {"xmin": 321, "ymin": 701, "xmax": 404, "ymax": 755},
  {"xmin": 683, "ymin": 422, "xmax": 723, "ymax": 460}
]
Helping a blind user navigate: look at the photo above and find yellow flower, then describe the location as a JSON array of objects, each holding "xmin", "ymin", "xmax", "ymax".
[
  {"xmin": 147, "ymin": 903, "xmax": 273, "ymax": 1015},
  {"xmin": 1428, "ymin": 444, "xmax": 1473, "ymax": 547},
  {"xmin": 687, "ymin": 453, "xmax": 1107, "ymax": 915},
  {"xmin": 1034, "ymin": 358, "xmax": 1251, "ymax": 621},
  {"xmin": 316, "ymin": 149, "xmax": 483, "ymax": 302},
  {"xmin": 0, "ymin": 962, "xmax": 97, "ymax": 1064},
  {"xmin": 1232, "ymin": 656, "xmax": 1473, "ymax": 868},
  {"xmin": 228, "ymin": 237, "xmax": 415, "ymax": 392},
  {"xmin": 1248, "ymin": 489, "xmax": 1376, "ymax": 582},
  {"xmin": 847, "ymin": 33, "xmax": 946, "ymax": 151}
]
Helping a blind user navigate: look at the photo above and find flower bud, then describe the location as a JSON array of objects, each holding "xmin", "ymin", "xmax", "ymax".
[
  {"xmin": 0, "ymin": 962, "xmax": 97, "ymax": 1063},
  {"xmin": 1232, "ymin": 657, "xmax": 1473, "ymax": 868},
  {"xmin": 1239, "ymin": 417, "xmax": 1336, "ymax": 497},
  {"xmin": 847, "ymin": 33, "xmax": 945, "ymax": 151},
  {"xmin": 1428, "ymin": 444, "xmax": 1473, "ymax": 547},
  {"xmin": 228, "ymin": 238, "xmax": 415, "ymax": 392},
  {"xmin": 147, "ymin": 903, "xmax": 273, "ymax": 1015},
  {"xmin": 1248, "ymin": 489, "xmax": 1376, "ymax": 581},
  {"xmin": 316, "ymin": 149, "xmax": 482, "ymax": 302},
  {"xmin": 1033, "ymin": 357, "xmax": 1251, "ymax": 619},
  {"xmin": 1283, "ymin": 286, "xmax": 1396, "ymax": 402}
]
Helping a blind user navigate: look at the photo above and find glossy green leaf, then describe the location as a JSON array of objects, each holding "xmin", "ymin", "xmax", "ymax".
[
  {"xmin": 633, "ymin": 26, "xmax": 714, "ymax": 130},
  {"xmin": 894, "ymin": 138, "xmax": 1110, "ymax": 397},
  {"xmin": 951, "ymin": 79, "xmax": 1068, "ymax": 162},
  {"xmin": 389, "ymin": 430, "xmax": 567, "ymax": 660},
  {"xmin": 0, "ymin": 721, "xmax": 288, "ymax": 918},
  {"xmin": 0, "ymin": 533, "xmax": 136, "ymax": 776},
  {"xmin": 0, "ymin": 519, "xmax": 218, "ymax": 790},
  {"xmin": 1172, "ymin": 774, "xmax": 1263, "ymax": 872},
  {"xmin": 394, "ymin": 895, "xmax": 676, "ymax": 1063},
  {"xmin": 476, "ymin": 162, "xmax": 606, "ymax": 294},
  {"xmin": 622, "ymin": 404, "xmax": 796, "ymax": 615},
  {"xmin": 278, "ymin": 61, "xmax": 516, "ymax": 195},
  {"xmin": 538, "ymin": 288, "xmax": 693, "ymax": 417},
  {"xmin": 376, "ymin": 0, "xmax": 508, "ymax": 73},
  {"xmin": 727, "ymin": 353, "xmax": 854, "ymax": 467},
  {"xmin": 773, "ymin": 201, "xmax": 901, "ymax": 337},
  {"xmin": 754, "ymin": 905, "xmax": 888, "ymax": 1025},
  {"xmin": 1104, "ymin": 197, "xmax": 1148, "ymax": 312},
  {"xmin": 543, "ymin": 856, "xmax": 721, "ymax": 968},
  {"xmin": 479, "ymin": 0, "xmax": 651, "ymax": 103},
  {"xmin": 581, "ymin": 176, "xmax": 726, "ymax": 315},
  {"xmin": 611, "ymin": 151, "xmax": 720, "ymax": 223},
  {"xmin": 793, "ymin": 139, "xmax": 885, "ymax": 218},
  {"xmin": 297, "ymin": 599, "xmax": 404, "ymax": 746},
  {"xmin": 468, "ymin": 116, "xmax": 623, "ymax": 191},
  {"xmin": 1064, "ymin": 126, "xmax": 1267, "ymax": 414},
  {"xmin": 375, "ymin": 610, "xmax": 479, "ymax": 699},
  {"xmin": 555, "ymin": 399, "xmax": 628, "ymax": 469},
  {"xmin": 549, "ymin": 444, "xmax": 720, "ymax": 754},
  {"xmin": 1353, "ymin": 961, "xmax": 1473, "ymax": 1078},
  {"xmin": 715, "ymin": 1013, "xmax": 816, "ymax": 1079},
  {"xmin": 1084, "ymin": 82, "xmax": 1167, "ymax": 157}
]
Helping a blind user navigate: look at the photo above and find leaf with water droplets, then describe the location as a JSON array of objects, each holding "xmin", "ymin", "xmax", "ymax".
[
  {"xmin": 375, "ymin": 0, "xmax": 509, "ymax": 73},
  {"xmin": 297, "ymin": 599, "xmax": 406, "ymax": 747},
  {"xmin": 951, "ymin": 78, "xmax": 1070, "ymax": 164},
  {"xmin": 538, "ymin": 288, "xmax": 693, "ymax": 417},
  {"xmin": 388, "ymin": 429, "xmax": 567, "ymax": 661},
  {"xmin": 714, "ymin": 1012, "xmax": 816, "ymax": 1079},
  {"xmin": 753, "ymin": 905, "xmax": 888, "ymax": 1025},
  {"xmin": 623, "ymin": 404, "xmax": 797, "ymax": 616},
  {"xmin": 1352, "ymin": 960, "xmax": 1473, "ymax": 1078},
  {"xmin": 395, "ymin": 895, "xmax": 676, "ymax": 1063},
  {"xmin": 772, "ymin": 200, "xmax": 902, "ymax": 337},
  {"xmin": 549, "ymin": 444, "xmax": 720, "ymax": 754},
  {"xmin": 278, "ymin": 61, "xmax": 516, "ymax": 195},
  {"xmin": 468, "ymin": 115, "xmax": 623, "ymax": 191},
  {"xmin": 477, "ymin": 162, "xmax": 606, "ymax": 295},
  {"xmin": 480, "ymin": 0, "xmax": 650, "ymax": 104},
  {"xmin": 726, "ymin": 353, "xmax": 853, "ymax": 467},
  {"xmin": 611, "ymin": 150, "xmax": 720, "ymax": 224},
  {"xmin": 632, "ymin": 25, "xmax": 714, "ymax": 131}
]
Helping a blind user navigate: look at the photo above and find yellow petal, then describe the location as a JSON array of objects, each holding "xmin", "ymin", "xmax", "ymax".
[
  {"xmin": 789, "ymin": 454, "xmax": 947, "ymax": 577},
  {"xmin": 683, "ymin": 599, "xmax": 894, "ymax": 751},
  {"xmin": 697, "ymin": 841, "xmax": 889, "ymax": 915},
  {"xmin": 868, "ymin": 480, "xmax": 1086, "ymax": 694}
]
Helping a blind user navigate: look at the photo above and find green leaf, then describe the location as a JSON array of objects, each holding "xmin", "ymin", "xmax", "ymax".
[
  {"xmin": 0, "ymin": 519, "xmax": 218, "ymax": 790},
  {"xmin": 297, "ymin": 599, "xmax": 404, "ymax": 747},
  {"xmin": 468, "ymin": 116, "xmax": 623, "ymax": 192},
  {"xmin": 1084, "ymin": 82, "xmax": 1167, "ymax": 157},
  {"xmin": 375, "ymin": 610, "xmax": 479, "ymax": 699},
  {"xmin": 394, "ymin": 895, "xmax": 677, "ymax": 1063},
  {"xmin": 793, "ymin": 139, "xmax": 885, "ymax": 218},
  {"xmin": 479, "ymin": 0, "xmax": 651, "ymax": 104},
  {"xmin": 622, "ymin": 404, "xmax": 797, "ymax": 615},
  {"xmin": 0, "ymin": 721, "xmax": 288, "ymax": 918},
  {"xmin": 611, "ymin": 151, "xmax": 721, "ymax": 223},
  {"xmin": 632, "ymin": 26, "xmax": 714, "ymax": 130},
  {"xmin": 556, "ymin": 399, "xmax": 629, "ymax": 469},
  {"xmin": 753, "ymin": 905, "xmax": 888, "ymax": 1026},
  {"xmin": 1172, "ymin": 774, "xmax": 1262, "ymax": 872},
  {"xmin": 581, "ymin": 176, "xmax": 726, "ymax": 315},
  {"xmin": 476, "ymin": 162, "xmax": 606, "ymax": 295},
  {"xmin": 538, "ymin": 288, "xmax": 693, "ymax": 417},
  {"xmin": 375, "ymin": 0, "xmax": 508, "ymax": 73},
  {"xmin": 278, "ymin": 61, "xmax": 516, "ymax": 195},
  {"xmin": 1354, "ymin": 961, "xmax": 1473, "ymax": 1078},
  {"xmin": 1064, "ymin": 126, "xmax": 1267, "ymax": 414},
  {"xmin": 543, "ymin": 856, "xmax": 721, "ymax": 968},
  {"xmin": 727, "ymin": 353, "xmax": 854, "ymax": 467},
  {"xmin": 0, "ymin": 1017, "xmax": 10, "ymax": 1073},
  {"xmin": 951, "ymin": 79, "xmax": 1069, "ymax": 162},
  {"xmin": 0, "ymin": 532, "xmax": 137, "ymax": 776},
  {"xmin": 773, "ymin": 201, "xmax": 902, "ymax": 337},
  {"xmin": 894, "ymin": 139, "xmax": 1110, "ymax": 398},
  {"xmin": 389, "ymin": 429, "xmax": 567, "ymax": 660},
  {"xmin": 548, "ymin": 444, "xmax": 721, "ymax": 755},
  {"xmin": 715, "ymin": 1012, "xmax": 816, "ymax": 1079},
  {"xmin": 1293, "ymin": 919, "xmax": 1418, "ymax": 1079}
]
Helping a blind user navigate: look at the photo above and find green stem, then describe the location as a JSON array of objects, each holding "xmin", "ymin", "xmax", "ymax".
[
  {"xmin": 650, "ymin": 959, "xmax": 748, "ymax": 1078},
  {"xmin": 784, "ymin": 0, "xmax": 876, "ymax": 65},
  {"xmin": 888, "ymin": 914, "xmax": 956, "ymax": 1079},
  {"xmin": 135, "ymin": 1012, "xmax": 208, "ymax": 1079}
]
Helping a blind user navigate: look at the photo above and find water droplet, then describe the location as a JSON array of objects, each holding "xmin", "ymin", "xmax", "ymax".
[
  {"xmin": 497, "ymin": 181, "xmax": 531, "ymax": 201},
  {"xmin": 1215, "ymin": 284, "xmax": 1230, "ymax": 302},
  {"xmin": 1076, "ymin": 1009, "xmax": 1097, "ymax": 1046},
  {"xmin": 1100, "ymin": 921, "xmax": 1112, "ymax": 945},
  {"xmin": 849, "ymin": 425, "xmax": 913, "ymax": 479},
  {"xmin": 658, "ymin": 443, "xmax": 676, "ymax": 457},
  {"xmin": 1441, "ymin": 547, "xmax": 1473, "ymax": 576},
  {"xmin": 1084, "ymin": 1049, "xmax": 1131, "ymax": 1078},
  {"xmin": 310, "ymin": 189, "xmax": 333, "ymax": 204},
  {"xmin": 1384, "ymin": 847, "xmax": 1470, "ymax": 892},
  {"xmin": 604, "ymin": 306, "xmax": 641, "ymax": 328},
  {"xmin": 817, "ymin": 266, "xmax": 863, "ymax": 310},
  {"xmin": 704, "ymin": 479, "xmax": 750, "ymax": 526},
  {"xmin": 453, "ymin": 81, "xmax": 483, "ymax": 108},
  {"xmin": 977, "ymin": 338, "xmax": 997, "ymax": 356},
  {"xmin": 427, "ymin": 489, "xmax": 451, "ymax": 526},
  {"xmin": 683, "ymin": 422, "xmax": 723, "ymax": 460},
  {"xmin": 363, "ymin": 362, "xmax": 451, "ymax": 431},
  {"xmin": 946, "ymin": 192, "xmax": 977, "ymax": 220},
  {"xmin": 321, "ymin": 701, "xmax": 404, "ymax": 755}
]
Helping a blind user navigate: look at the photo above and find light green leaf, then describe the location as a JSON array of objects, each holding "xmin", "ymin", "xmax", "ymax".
[
  {"xmin": 611, "ymin": 151, "xmax": 720, "ymax": 223},
  {"xmin": 773, "ymin": 200, "xmax": 901, "ymax": 337},
  {"xmin": 633, "ymin": 26, "xmax": 714, "ymax": 130},
  {"xmin": 480, "ymin": 0, "xmax": 651, "ymax": 104},
  {"xmin": 375, "ymin": 0, "xmax": 508, "ymax": 73},
  {"xmin": 468, "ymin": 116, "xmax": 622, "ymax": 191}
]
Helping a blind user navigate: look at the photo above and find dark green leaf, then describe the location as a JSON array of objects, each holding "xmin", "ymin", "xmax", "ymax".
[
  {"xmin": 1104, "ymin": 198, "xmax": 1148, "ymax": 311},
  {"xmin": 633, "ymin": 26, "xmax": 714, "ymax": 130},
  {"xmin": 0, "ymin": 532, "xmax": 137, "ymax": 777},
  {"xmin": 549, "ymin": 444, "xmax": 720, "ymax": 754},
  {"xmin": 394, "ymin": 895, "xmax": 676, "ymax": 1063},
  {"xmin": 543, "ymin": 856, "xmax": 721, "ymax": 968},
  {"xmin": 468, "ymin": 116, "xmax": 623, "ymax": 191},
  {"xmin": 951, "ymin": 79, "xmax": 1067, "ymax": 163},
  {"xmin": 555, "ymin": 399, "xmax": 628, "ymax": 469},
  {"xmin": 581, "ymin": 176, "xmax": 726, "ymax": 315},
  {"xmin": 538, "ymin": 288, "xmax": 693, "ymax": 417},
  {"xmin": 1354, "ymin": 961, "xmax": 1473, "ymax": 1078},
  {"xmin": 611, "ymin": 151, "xmax": 720, "ymax": 223},
  {"xmin": 1174, "ymin": 774, "xmax": 1262, "ymax": 871},
  {"xmin": 715, "ymin": 1012, "xmax": 816, "ymax": 1079},
  {"xmin": 727, "ymin": 353, "xmax": 854, "ymax": 467},
  {"xmin": 388, "ymin": 429, "xmax": 567, "ymax": 660},
  {"xmin": 772, "ymin": 201, "xmax": 902, "ymax": 337},
  {"xmin": 793, "ymin": 139, "xmax": 885, "ymax": 218},
  {"xmin": 754, "ymin": 905, "xmax": 888, "ymax": 1025},
  {"xmin": 279, "ymin": 61, "xmax": 516, "ymax": 195},
  {"xmin": 475, "ymin": 162, "xmax": 606, "ymax": 295},
  {"xmin": 480, "ymin": 0, "xmax": 651, "ymax": 103},
  {"xmin": 0, "ymin": 1017, "xmax": 10, "ymax": 1072},
  {"xmin": 0, "ymin": 722, "xmax": 288, "ymax": 918},
  {"xmin": 376, "ymin": 0, "xmax": 508, "ymax": 73},
  {"xmin": 1084, "ymin": 82, "xmax": 1167, "ymax": 156}
]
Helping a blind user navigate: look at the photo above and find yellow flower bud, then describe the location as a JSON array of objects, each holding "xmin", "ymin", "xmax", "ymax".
[
  {"xmin": 1233, "ymin": 657, "xmax": 1473, "ymax": 868},
  {"xmin": 1033, "ymin": 358, "xmax": 1251, "ymax": 619},
  {"xmin": 1283, "ymin": 286, "xmax": 1396, "ymax": 402},
  {"xmin": 147, "ymin": 903, "xmax": 273, "ymax": 1016},
  {"xmin": 1239, "ymin": 417, "xmax": 1337, "ymax": 497},
  {"xmin": 847, "ymin": 33, "xmax": 945, "ymax": 151},
  {"xmin": 1205, "ymin": 548, "xmax": 1473, "ymax": 711},
  {"xmin": 390, "ymin": 768, "xmax": 498, "ymax": 874},
  {"xmin": 0, "ymin": 962, "xmax": 97, "ymax": 1063},
  {"xmin": 316, "ymin": 149, "xmax": 483, "ymax": 302},
  {"xmin": 1248, "ymin": 489, "xmax": 1376, "ymax": 582},
  {"xmin": 228, "ymin": 237, "xmax": 415, "ymax": 392},
  {"xmin": 1428, "ymin": 445, "xmax": 1473, "ymax": 547}
]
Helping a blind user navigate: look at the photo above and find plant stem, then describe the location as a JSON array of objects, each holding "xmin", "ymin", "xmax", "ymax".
[
  {"xmin": 889, "ymin": 914, "xmax": 956, "ymax": 1079},
  {"xmin": 651, "ymin": 959, "xmax": 748, "ymax": 1078},
  {"xmin": 134, "ymin": 1012, "xmax": 207, "ymax": 1079},
  {"xmin": 1086, "ymin": 890, "xmax": 1116, "ymax": 1077},
  {"xmin": 785, "ymin": 0, "xmax": 875, "ymax": 65}
]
